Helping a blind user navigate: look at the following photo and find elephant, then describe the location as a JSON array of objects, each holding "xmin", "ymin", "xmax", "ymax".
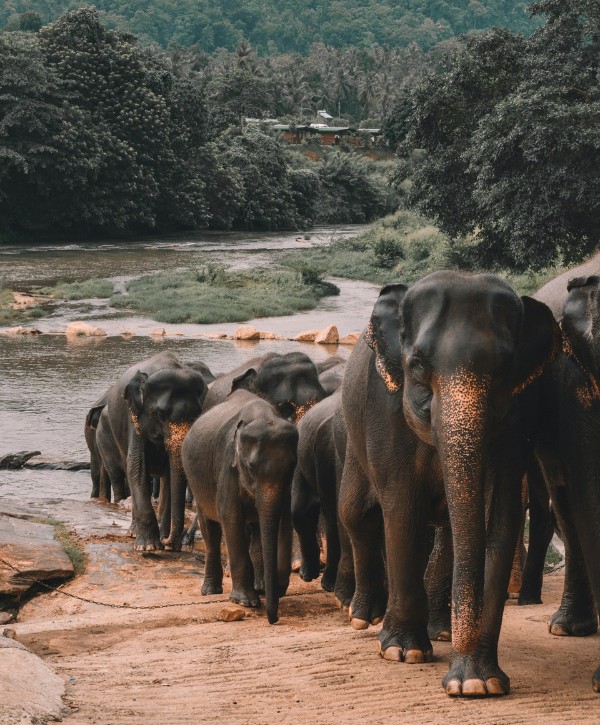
[
  {"xmin": 534, "ymin": 250, "xmax": 600, "ymax": 320},
  {"xmin": 535, "ymin": 274, "xmax": 600, "ymax": 690},
  {"xmin": 203, "ymin": 352, "xmax": 327, "ymax": 422},
  {"xmin": 337, "ymin": 271, "xmax": 558, "ymax": 697},
  {"xmin": 84, "ymin": 389, "xmax": 111, "ymax": 500},
  {"xmin": 291, "ymin": 389, "xmax": 342, "ymax": 592},
  {"xmin": 100, "ymin": 351, "xmax": 207, "ymax": 551},
  {"xmin": 318, "ymin": 361, "xmax": 346, "ymax": 396},
  {"xmin": 182, "ymin": 389, "xmax": 298, "ymax": 624}
]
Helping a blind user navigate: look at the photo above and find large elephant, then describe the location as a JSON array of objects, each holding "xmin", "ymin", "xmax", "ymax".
[
  {"xmin": 203, "ymin": 352, "xmax": 327, "ymax": 422},
  {"xmin": 337, "ymin": 271, "xmax": 558, "ymax": 697},
  {"xmin": 101, "ymin": 351, "xmax": 207, "ymax": 551},
  {"xmin": 291, "ymin": 389, "xmax": 342, "ymax": 592},
  {"xmin": 535, "ymin": 274, "xmax": 600, "ymax": 691},
  {"xmin": 182, "ymin": 389, "xmax": 298, "ymax": 624}
]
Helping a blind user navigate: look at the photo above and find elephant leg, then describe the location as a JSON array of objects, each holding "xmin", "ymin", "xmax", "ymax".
[
  {"xmin": 443, "ymin": 452, "xmax": 522, "ymax": 697},
  {"xmin": 548, "ymin": 487, "xmax": 597, "ymax": 637},
  {"xmin": 185, "ymin": 486, "xmax": 194, "ymax": 505},
  {"xmin": 222, "ymin": 510, "xmax": 260, "ymax": 608},
  {"xmin": 291, "ymin": 471, "xmax": 321, "ymax": 583},
  {"xmin": 249, "ymin": 523, "xmax": 265, "ymax": 593},
  {"xmin": 316, "ymin": 450, "xmax": 340, "ymax": 593},
  {"xmin": 98, "ymin": 463, "xmax": 112, "ymax": 502},
  {"xmin": 90, "ymin": 452, "xmax": 101, "ymax": 498},
  {"xmin": 519, "ymin": 461, "xmax": 553, "ymax": 605},
  {"xmin": 425, "ymin": 525, "xmax": 452, "ymax": 642},
  {"xmin": 338, "ymin": 448, "xmax": 386, "ymax": 629},
  {"xmin": 277, "ymin": 499, "xmax": 292, "ymax": 598},
  {"xmin": 127, "ymin": 434, "xmax": 162, "ymax": 551},
  {"xmin": 152, "ymin": 477, "xmax": 161, "ymax": 501},
  {"xmin": 182, "ymin": 513, "xmax": 199, "ymax": 552},
  {"xmin": 199, "ymin": 514, "xmax": 223, "ymax": 595},
  {"xmin": 334, "ymin": 514, "xmax": 355, "ymax": 609},
  {"xmin": 378, "ymin": 486, "xmax": 431, "ymax": 663},
  {"xmin": 157, "ymin": 475, "xmax": 170, "ymax": 540},
  {"xmin": 508, "ymin": 476, "xmax": 528, "ymax": 599}
]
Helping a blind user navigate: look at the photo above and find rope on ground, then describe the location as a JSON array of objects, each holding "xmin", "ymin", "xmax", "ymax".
[{"xmin": 0, "ymin": 555, "xmax": 322, "ymax": 610}]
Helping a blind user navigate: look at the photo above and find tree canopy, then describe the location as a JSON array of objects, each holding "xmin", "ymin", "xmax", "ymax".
[{"xmin": 395, "ymin": 0, "xmax": 600, "ymax": 270}]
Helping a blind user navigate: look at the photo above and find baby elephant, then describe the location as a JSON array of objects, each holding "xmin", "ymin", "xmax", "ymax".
[{"xmin": 182, "ymin": 390, "xmax": 299, "ymax": 624}]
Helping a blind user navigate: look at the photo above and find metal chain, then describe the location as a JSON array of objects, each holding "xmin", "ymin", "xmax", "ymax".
[{"xmin": 0, "ymin": 555, "xmax": 318, "ymax": 610}]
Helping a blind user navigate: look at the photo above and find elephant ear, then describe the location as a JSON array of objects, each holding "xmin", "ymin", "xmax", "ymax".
[
  {"xmin": 85, "ymin": 404, "xmax": 105, "ymax": 430},
  {"xmin": 364, "ymin": 282, "xmax": 408, "ymax": 394},
  {"xmin": 512, "ymin": 297, "xmax": 561, "ymax": 396},
  {"xmin": 231, "ymin": 419, "xmax": 245, "ymax": 468},
  {"xmin": 562, "ymin": 276, "xmax": 600, "ymax": 377},
  {"xmin": 123, "ymin": 371, "xmax": 149, "ymax": 417},
  {"xmin": 230, "ymin": 369, "xmax": 257, "ymax": 396}
]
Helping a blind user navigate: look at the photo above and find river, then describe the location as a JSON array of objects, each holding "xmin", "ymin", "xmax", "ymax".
[{"xmin": 0, "ymin": 226, "xmax": 380, "ymax": 499}]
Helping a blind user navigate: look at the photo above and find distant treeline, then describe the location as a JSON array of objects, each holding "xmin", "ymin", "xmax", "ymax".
[
  {"xmin": 0, "ymin": 9, "xmax": 397, "ymax": 242},
  {"xmin": 1, "ymin": 1, "xmax": 538, "ymax": 54}
]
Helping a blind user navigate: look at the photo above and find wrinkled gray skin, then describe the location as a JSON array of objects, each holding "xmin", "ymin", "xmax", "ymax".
[
  {"xmin": 203, "ymin": 352, "xmax": 327, "ymax": 422},
  {"xmin": 535, "ymin": 251, "xmax": 600, "ymax": 320},
  {"xmin": 316, "ymin": 356, "xmax": 345, "ymax": 375},
  {"xmin": 85, "ymin": 390, "xmax": 111, "ymax": 500},
  {"xmin": 535, "ymin": 275, "xmax": 600, "ymax": 692},
  {"xmin": 291, "ymin": 390, "xmax": 342, "ymax": 592},
  {"xmin": 337, "ymin": 271, "xmax": 557, "ymax": 697},
  {"xmin": 318, "ymin": 362, "xmax": 346, "ymax": 396},
  {"xmin": 182, "ymin": 389, "xmax": 298, "ymax": 624},
  {"xmin": 101, "ymin": 351, "xmax": 207, "ymax": 551}
]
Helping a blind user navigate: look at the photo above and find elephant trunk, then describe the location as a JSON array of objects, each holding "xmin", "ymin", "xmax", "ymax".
[
  {"xmin": 435, "ymin": 370, "xmax": 489, "ymax": 655},
  {"xmin": 258, "ymin": 490, "xmax": 283, "ymax": 625},
  {"xmin": 164, "ymin": 421, "xmax": 192, "ymax": 550}
]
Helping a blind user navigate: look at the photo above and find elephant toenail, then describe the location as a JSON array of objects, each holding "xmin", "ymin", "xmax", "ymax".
[
  {"xmin": 404, "ymin": 649, "xmax": 425, "ymax": 664},
  {"xmin": 462, "ymin": 678, "xmax": 487, "ymax": 696},
  {"xmin": 445, "ymin": 679, "xmax": 462, "ymax": 696},
  {"xmin": 485, "ymin": 677, "xmax": 507, "ymax": 695},
  {"xmin": 351, "ymin": 618, "xmax": 369, "ymax": 630}
]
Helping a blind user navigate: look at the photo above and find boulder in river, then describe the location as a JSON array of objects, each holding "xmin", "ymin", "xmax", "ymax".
[
  {"xmin": 315, "ymin": 325, "xmax": 339, "ymax": 344},
  {"xmin": 339, "ymin": 331, "xmax": 360, "ymax": 345},
  {"xmin": 235, "ymin": 325, "xmax": 260, "ymax": 340},
  {"xmin": 2, "ymin": 326, "xmax": 42, "ymax": 336},
  {"xmin": 150, "ymin": 327, "xmax": 166, "ymax": 337},
  {"xmin": 66, "ymin": 321, "xmax": 107, "ymax": 337},
  {"xmin": 259, "ymin": 331, "xmax": 283, "ymax": 340},
  {"xmin": 294, "ymin": 329, "xmax": 321, "ymax": 342}
]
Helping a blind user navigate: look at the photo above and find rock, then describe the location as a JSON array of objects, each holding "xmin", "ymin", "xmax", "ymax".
[
  {"xmin": 259, "ymin": 331, "xmax": 283, "ymax": 340},
  {"xmin": 0, "ymin": 636, "xmax": 66, "ymax": 723},
  {"xmin": 166, "ymin": 332, "xmax": 184, "ymax": 337},
  {"xmin": 339, "ymin": 331, "xmax": 360, "ymax": 345},
  {"xmin": 120, "ymin": 329, "xmax": 135, "ymax": 338},
  {"xmin": 0, "ymin": 451, "xmax": 41, "ymax": 470},
  {"xmin": 0, "ymin": 612, "xmax": 12, "ymax": 625},
  {"xmin": 24, "ymin": 457, "xmax": 90, "ymax": 471},
  {"xmin": 315, "ymin": 325, "xmax": 339, "ymax": 344},
  {"xmin": 235, "ymin": 325, "xmax": 260, "ymax": 340},
  {"xmin": 65, "ymin": 321, "xmax": 107, "ymax": 337},
  {"xmin": 197, "ymin": 332, "xmax": 227, "ymax": 339},
  {"xmin": 0, "ymin": 514, "xmax": 74, "ymax": 600},
  {"xmin": 150, "ymin": 327, "xmax": 166, "ymax": 337},
  {"xmin": 2, "ymin": 326, "xmax": 42, "ymax": 336},
  {"xmin": 294, "ymin": 329, "xmax": 321, "ymax": 342},
  {"xmin": 217, "ymin": 605, "xmax": 246, "ymax": 622}
]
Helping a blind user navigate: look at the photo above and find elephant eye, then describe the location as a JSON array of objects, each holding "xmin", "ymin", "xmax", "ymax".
[{"xmin": 409, "ymin": 356, "xmax": 425, "ymax": 373}]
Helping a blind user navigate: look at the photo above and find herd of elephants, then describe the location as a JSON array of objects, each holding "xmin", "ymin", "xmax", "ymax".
[{"xmin": 82, "ymin": 258, "xmax": 600, "ymax": 699}]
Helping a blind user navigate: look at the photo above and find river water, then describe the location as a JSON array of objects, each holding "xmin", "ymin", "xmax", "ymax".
[{"xmin": 0, "ymin": 226, "xmax": 380, "ymax": 500}]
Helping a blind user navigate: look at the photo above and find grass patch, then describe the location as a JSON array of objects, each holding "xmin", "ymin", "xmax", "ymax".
[
  {"xmin": 111, "ymin": 264, "xmax": 339, "ymax": 324},
  {"xmin": 283, "ymin": 210, "xmax": 568, "ymax": 293},
  {"xmin": 32, "ymin": 516, "xmax": 86, "ymax": 575},
  {"xmin": 41, "ymin": 278, "xmax": 114, "ymax": 300}
]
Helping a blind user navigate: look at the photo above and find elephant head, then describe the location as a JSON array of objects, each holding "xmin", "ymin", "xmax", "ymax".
[
  {"xmin": 124, "ymin": 365, "xmax": 207, "ymax": 548},
  {"xmin": 562, "ymin": 276, "xmax": 600, "ymax": 397},
  {"xmin": 366, "ymin": 271, "xmax": 559, "ymax": 654},
  {"xmin": 233, "ymin": 415, "xmax": 299, "ymax": 624},
  {"xmin": 231, "ymin": 352, "xmax": 327, "ymax": 423}
]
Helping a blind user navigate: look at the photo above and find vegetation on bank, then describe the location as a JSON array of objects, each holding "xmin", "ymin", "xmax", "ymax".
[
  {"xmin": 0, "ymin": 287, "xmax": 47, "ymax": 325},
  {"xmin": 110, "ymin": 264, "xmax": 339, "ymax": 324},
  {"xmin": 283, "ymin": 211, "xmax": 562, "ymax": 295},
  {"xmin": 41, "ymin": 279, "xmax": 114, "ymax": 300}
]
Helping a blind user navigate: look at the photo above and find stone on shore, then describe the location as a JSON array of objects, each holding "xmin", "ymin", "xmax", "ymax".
[
  {"xmin": 315, "ymin": 325, "xmax": 339, "ymax": 344},
  {"xmin": 0, "ymin": 514, "xmax": 74, "ymax": 600},
  {"xmin": 339, "ymin": 331, "xmax": 360, "ymax": 345},
  {"xmin": 259, "ymin": 331, "xmax": 283, "ymax": 340},
  {"xmin": 197, "ymin": 332, "xmax": 227, "ymax": 339},
  {"xmin": 294, "ymin": 329, "xmax": 321, "ymax": 342},
  {"xmin": 2, "ymin": 326, "xmax": 42, "ymax": 336},
  {"xmin": 150, "ymin": 327, "xmax": 166, "ymax": 337},
  {"xmin": 0, "ymin": 636, "xmax": 67, "ymax": 723},
  {"xmin": 235, "ymin": 325, "xmax": 260, "ymax": 340},
  {"xmin": 66, "ymin": 321, "xmax": 107, "ymax": 337}
]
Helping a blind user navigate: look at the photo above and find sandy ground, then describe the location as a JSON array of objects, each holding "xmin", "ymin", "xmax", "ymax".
[{"xmin": 6, "ymin": 498, "xmax": 600, "ymax": 725}]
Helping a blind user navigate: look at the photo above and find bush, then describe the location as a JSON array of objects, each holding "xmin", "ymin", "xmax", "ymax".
[{"xmin": 373, "ymin": 237, "xmax": 404, "ymax": 268}]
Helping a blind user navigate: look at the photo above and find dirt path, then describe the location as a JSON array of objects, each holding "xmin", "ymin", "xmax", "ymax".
[{"xmin": 7, "ymin": 498, "xmax": 600, "ymax": 724}]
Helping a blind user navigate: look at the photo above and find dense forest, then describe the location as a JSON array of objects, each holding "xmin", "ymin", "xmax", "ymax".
[{"xmin": 1, "ymin": 1, "xmax": 538, "ymax": 53}]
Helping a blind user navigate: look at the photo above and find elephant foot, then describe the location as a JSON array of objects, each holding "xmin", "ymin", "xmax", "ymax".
[
  {"xmin": 333, "ymin": 568, "xmax": 355, "ymax": 610},
  {"xmin": 201, "ymin": 579, "xmax": 223, "ymax": 596},
  {"xmin": 134, "ymin": 525, "xmax": 163, "ymax": 552},
  {"xmin": 378, "ymin": 618, "xmax": 433, "ymax": 663},
  {"xmin": 127, "ymin": 521, "xmax": 137, "ymax": 538},
  {"xmin": 162, "ymin": 533, "xmax": 183, "ymax": 552},
  {"xmin": 593, "ymin": 665, "xmax": 600, "ymax": 693},
  {"xmin": 518, "ymin": 592, "xmax": 543, "ymax": 606},
  {"xmin": 549, "ymin": 605, "xmax": 598, "ymax": 636},
  {"xmin": 181, "ymin": 532, "xmax": 195, "ymax": 553},
  {"xmin": 348, "ymin": 589, "xmax": 386, "ymax": 630},
  {"xmin": 443, "ymin": 654, "xmax": 509, "ymax": 697},
  {"xmin": 277, "ymin": 579, "xmax": 290, "ymax": 598},
  {"xmin": 230, "ymin": 587, "xmax": 261, "ymax": 608},
  {"xmin": 428, "ymin": 616, "xmax": 451, "ymax": 642},
  {"xmin": 299, "ymin": 561, "xmax": 320, "ymax": 583},
  {"xmin": 321, "ymin": 567, "xmax": 336, "ymax": 593},
  {"xmin": 254, "ymin": 575, "xmax": 265, "ymax": 594}
]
